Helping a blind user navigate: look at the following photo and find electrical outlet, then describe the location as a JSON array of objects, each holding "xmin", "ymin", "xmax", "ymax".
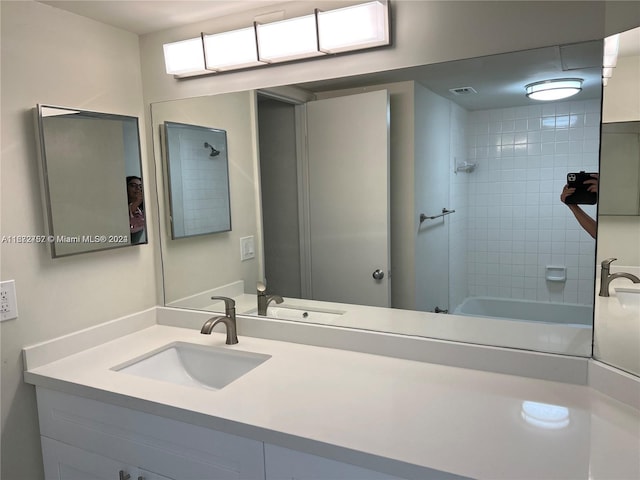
[
  {"xmin": 240, "ymin": 236, "xmax": 255, "ymax": 261},
  {"xmin": 0, "ymin": 280, "xmax": 18, "ymax": 322}
]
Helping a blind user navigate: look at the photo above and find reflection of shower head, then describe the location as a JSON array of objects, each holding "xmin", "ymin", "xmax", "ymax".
[{"xmin": 204, "ymin": 142, "xmax": 220, "ymax": 157}]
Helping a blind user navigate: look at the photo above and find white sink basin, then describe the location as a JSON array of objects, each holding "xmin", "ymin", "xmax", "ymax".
[
  {"xmin": 112, "ymin": 342, "xmax": 270, "ymax": 390},
  {"xmin": 615, "ymin": 287, "xmax": 640, "ymax": 310}
]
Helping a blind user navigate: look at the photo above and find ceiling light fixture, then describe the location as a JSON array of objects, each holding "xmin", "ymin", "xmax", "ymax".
[
  {"xmin": 256, "ymin": 14, "xmax": 324, "ymax": 63},
  {"xmin": 525, "ymin": 78, "xmax": 583, "ymax": 101},
  {"xmin": 602, "ymin": 33, "xmax": 620, "ymax": 86},
  {"xmin": 163, "ymin": 37, "xmax": 206, "ymax": 76},
  {"xmin": 317, "ymin": 1, "xmax": 389, "ymax": 53},
  {"xmin": 162, "ymin": 0, "xmax": 390, "ymax": 78},
  {"xmin": 203, "ymin": 27, "xmax": 265, "ymax": 72}
]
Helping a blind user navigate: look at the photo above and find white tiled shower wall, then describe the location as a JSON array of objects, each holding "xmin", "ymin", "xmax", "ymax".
[{"xmin": 463, "ymin": 99, "xmax": 600, "ymax": 305}]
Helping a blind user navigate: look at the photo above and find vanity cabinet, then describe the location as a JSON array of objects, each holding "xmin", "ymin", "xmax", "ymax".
[
  {"xmin": 36, "ymin": 388, "xmax": 265, "ymax": 480},
  {"xmin": 36, "ymin": 388, "xmax": 410, "ymax": 480},
  {"xmin": 42, "ymin": 437, "xmax": 172, "ymax": 480},
  {"xmin": 264, "ymin": 444, "xmax": 405, "ymax": 480}
]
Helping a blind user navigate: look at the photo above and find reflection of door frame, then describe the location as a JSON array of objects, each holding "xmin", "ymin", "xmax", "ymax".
[
  {"xmin": 304, "ymin": 90, "xmax": 391, "ymax": 306},
  {"xmin": 257, "ymin": 89, "xmax": 313, "ymax": 299},
  {"xmin": 258, "ymin": 89, "xmax": 390, "ymax": 305},
  {"xmin": 294, "ymin": 103, "xmax": 312, "ymax": 299}
]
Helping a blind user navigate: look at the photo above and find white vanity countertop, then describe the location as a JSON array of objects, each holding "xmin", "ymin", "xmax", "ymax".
[
  {"xmin": 24, "ymin": 319, "xmax": 640, "ymax": 480},
  {"xmin": 594, "ymin": 270, "xmax": 640, "ymax": 376}
]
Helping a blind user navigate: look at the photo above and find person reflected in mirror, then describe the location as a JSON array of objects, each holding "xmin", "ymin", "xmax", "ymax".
[
  {"xmin": 560, "ymin": 173, "xmax": 598, "ymax": 239},
  {"xmin": 127, "ymin": 176, "xmax": 145, "ymax": 244}
]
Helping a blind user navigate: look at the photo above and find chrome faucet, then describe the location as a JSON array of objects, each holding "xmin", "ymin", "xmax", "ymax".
[
  {"xmin": 599, "ymin": 258, "xmax": 640, "ymax": 297},
  {"xmin": 200, "ymin": 296, "xmax": 238, "ymax": 344},
  {"xmin": 257, "ymin": 282, "xmax": 283, "ymax": 316}
]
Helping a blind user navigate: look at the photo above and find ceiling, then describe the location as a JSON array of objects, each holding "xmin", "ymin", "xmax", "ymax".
[
  {"xmin": 293, "ymin": 41, "xmax": 605, "ymax": 110},
  {"xmin": 37, "ymin": 1, "xmax": 639, "ymax": 110},
  {"xmin": 38, "ymin": 1, "xmax": 291, "ymax": 35}
]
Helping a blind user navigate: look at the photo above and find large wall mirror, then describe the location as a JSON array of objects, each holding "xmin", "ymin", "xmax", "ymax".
[
  {"xmin": 152, "ymin": 40, "xmax": 606, "ymax": 357},
  {"xmin": 35, "ymin": 105, "xmax": 146, "ymax": 257}
]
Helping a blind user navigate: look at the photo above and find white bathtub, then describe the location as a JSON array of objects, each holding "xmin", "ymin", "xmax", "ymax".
[{"xmin": 454, "ymin": 296, "xmax": 592, "ymax": 326}]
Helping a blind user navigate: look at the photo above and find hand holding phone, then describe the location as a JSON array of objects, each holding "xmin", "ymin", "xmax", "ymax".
[{"xmin": 564, "ymin": 171, "xmax": 598, "ymax": 205}]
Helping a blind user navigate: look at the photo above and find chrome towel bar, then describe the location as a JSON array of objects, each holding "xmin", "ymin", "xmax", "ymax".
[{"xmin": 420, "ymin": 208, "xmax": 455, "ymax": 224}]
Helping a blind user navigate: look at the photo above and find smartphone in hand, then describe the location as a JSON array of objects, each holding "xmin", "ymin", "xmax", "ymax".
[{"xmin": 565, "ymin": 171, "xmax": 598, "ymax": 205}]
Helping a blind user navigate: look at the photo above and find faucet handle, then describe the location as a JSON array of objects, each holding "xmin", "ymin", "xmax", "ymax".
[
  {"xmin": 601, "ymin": 257, "xmax": 617, "ymax": 268},
  {"xmin": 210, "ymin": 296, "xmax": 235, "ymax": 315},
  {"xmin": 257, "ymin": 281, "xmax": 266, "ymax": 294}
]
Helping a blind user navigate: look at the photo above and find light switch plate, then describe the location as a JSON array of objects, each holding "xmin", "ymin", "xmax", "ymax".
[
  {"xmin": 240, "ymin": 236, "xmax": 255, "ymax": 261},
  {"xmin": 0, "ymin": 280, "xmax": 18, "ymax": 321}
]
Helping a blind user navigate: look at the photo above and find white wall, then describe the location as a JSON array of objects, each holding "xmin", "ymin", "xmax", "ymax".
[
  {"xmin": 152, "ymin": 92, "xmax": 262, "ymax": 303},
  {"xmin": 0, "ymin": 2, "xmax": 155, "ymax": 479},
  {"xmin": 414, "ymin": 85, "xmax": 451, "ymax": 312}
]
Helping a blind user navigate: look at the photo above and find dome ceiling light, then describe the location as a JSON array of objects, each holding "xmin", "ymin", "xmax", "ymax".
[{"xmin": 525, "ymin": 78, "xmax": 583, "ymax": 101}]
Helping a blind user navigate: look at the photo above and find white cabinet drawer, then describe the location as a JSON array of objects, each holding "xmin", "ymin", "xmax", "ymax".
[
  {"xmin": 265, "ymin": 444, "xmax": 406, "ymax": 480},
  {"xmin": 42, "ymin": 437, "xmax": 174, "ymax": 480},
  {"xmin": 42, "ymin": 437, "xmax": 141, "ymax": 480},
  {"xmin": 37, "ymin": 388, "xmax": 264, "ymax": 480}
]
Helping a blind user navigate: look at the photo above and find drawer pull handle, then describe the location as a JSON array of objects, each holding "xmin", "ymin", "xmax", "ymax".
[{"xmin": 119, "ymin": 471, "xmax": 130, "ymax": 480}]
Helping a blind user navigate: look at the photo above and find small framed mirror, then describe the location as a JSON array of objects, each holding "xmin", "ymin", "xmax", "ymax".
[
  {"xmin": 599, "ymin": 121, "xmax": 640, "ymax": 216},
  {"xmin": 163, "ymin": 121, "xmax": 232, "ymax": 239},
  {"xmin": 34, "ymin": 105, "xmax": 146, "ymax": 258}
]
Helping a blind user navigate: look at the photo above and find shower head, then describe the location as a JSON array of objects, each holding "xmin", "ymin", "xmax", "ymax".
[{"xmin": 204, "ymin": 142, "xmax": 220, "ymax": 157}]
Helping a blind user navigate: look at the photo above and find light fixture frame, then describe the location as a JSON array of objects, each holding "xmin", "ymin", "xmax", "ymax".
[{"xmin": 525, "ymin": 78, "xmax": 584, "ymax": 101}]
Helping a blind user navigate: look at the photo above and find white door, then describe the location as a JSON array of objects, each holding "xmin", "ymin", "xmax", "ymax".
[{"xmin": 306, "ymin": 90, "xmax": 390, "ymax": 307}]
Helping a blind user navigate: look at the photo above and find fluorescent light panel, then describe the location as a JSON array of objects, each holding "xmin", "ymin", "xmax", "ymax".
[
  {"xmin": 163, "ymin": 37, "xmax": 205, "ymax": 75},
  {"xmin": 162, "ymin": 1, "xmax": 390, "ymax": 77},
  {"xmin": 603, "ymin": 34, "xmax": 620, "ymax": 68},
  {"xmin": 318, "ymin": 1, "xmax": 389, "ymax": 53},
  {"xmin": 203, "ymin": 27, "xmax": 264, "ymax": 71},
  {"xmin": 257, "ymin": 15, "xmax": 324, "ymax": 62}
]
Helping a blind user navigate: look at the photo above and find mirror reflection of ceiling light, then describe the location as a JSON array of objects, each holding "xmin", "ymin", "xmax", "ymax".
[
  {"xmin": 163, "ymin": 0, "xmax": 390, "ymax": 78},
  {"xmin": 521, "ymin": 401, "xmax": 570, "ymax": 429},
  {"xmin": 525, "ymin": 78, "xmax": 583, "ymax": 101},
  {"xmin": 602, "ymin": 33, "xmax": 620, "ymax": 86}
]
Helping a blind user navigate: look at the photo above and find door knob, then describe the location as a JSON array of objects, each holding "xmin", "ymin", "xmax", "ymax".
[{"xmin": 372, "ymin": 269, "xmax": 385, "ymax": 280}]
